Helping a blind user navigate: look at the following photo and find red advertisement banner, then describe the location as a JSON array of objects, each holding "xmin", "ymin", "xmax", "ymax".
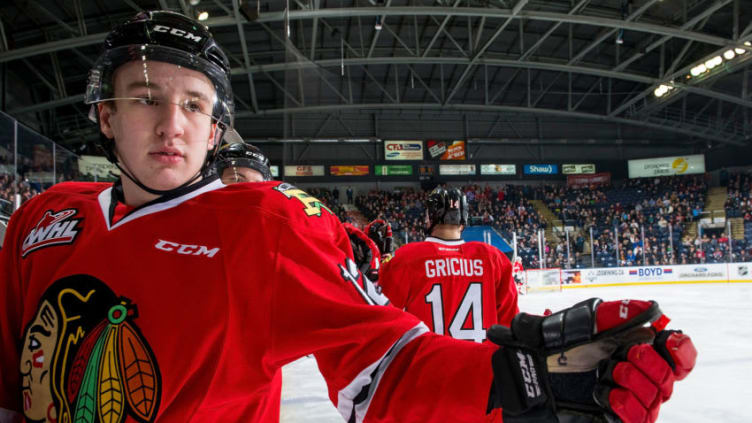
[{"xmin": 567, "ymin": 172, "xmax": 611, "ymax": 187}]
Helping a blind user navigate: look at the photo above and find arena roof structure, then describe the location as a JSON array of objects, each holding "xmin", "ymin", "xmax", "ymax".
[{"xmin": 0, "ymin": 0, "xmax": 750, "ymax": 155}]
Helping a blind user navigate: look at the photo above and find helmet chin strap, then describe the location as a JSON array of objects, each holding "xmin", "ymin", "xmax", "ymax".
[
  {"xmin": 115, "ymin": 160, "xmax": 205, "ymax": 196},
  {"xmin": 111, "ymin": 129, "xmax": 222, "ymax": 200}
]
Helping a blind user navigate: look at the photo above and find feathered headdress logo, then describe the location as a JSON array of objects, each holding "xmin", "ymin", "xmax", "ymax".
[{"xmin": 20, "ymin": 275, "xmax": 161, "ymax": 423}]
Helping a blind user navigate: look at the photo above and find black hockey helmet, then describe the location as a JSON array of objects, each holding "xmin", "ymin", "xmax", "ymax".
[
  {"xmin": 425, "ymin": 187, "xmax": 469, "ymax": 232},
  {"xmin": 216, "ymin": 142, "xmax": 272, "ymax": 181},
  {"xmin": 365, "ymin": 219, "xmax": 393, "ymax": 256},
  {"xmin": 85, "ymin": 10, "xmax": 237, "ymax": 194}
]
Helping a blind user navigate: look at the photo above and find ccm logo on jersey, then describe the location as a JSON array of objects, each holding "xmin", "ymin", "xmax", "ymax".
[
  {"xmin": 425, "ymin": 258, "xmax": 483, "ymax": 278},
  {"xmin": 152, "ymin": 25, "xmax": 202, "ymax": 42},
  {"xmin": 22, "ymin": 209, "xmax": 82, "ymax": 258},
  {"xmin": 154, "ymin": 239, "xmax": 219, "ymax": 258}
]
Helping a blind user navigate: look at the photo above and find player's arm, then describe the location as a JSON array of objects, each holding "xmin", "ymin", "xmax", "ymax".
[
  {"xmin": 495, "ymin": 252, "xmax": 519, "ymax": 327},
  {"xmin": 0, "ymin": 206, "xmax": 26, "ymax": 422},
  {"xmin": 376, "ymin": 255, "xmax": 408, "ymax": 309},
  {"xmin": 266, "ymin": 214, "xmax": 495, "ymax": 422}
]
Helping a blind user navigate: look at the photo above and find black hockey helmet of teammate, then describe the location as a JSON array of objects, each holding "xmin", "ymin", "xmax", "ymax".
[
  {"xmin": 425, "ymin": 187, "xmax": 469, "ymax": 232},
  {"xmin": 216, "ymin": 142, "xmax": 272, "ymax": 181},
  {"xmin": 365, "ymin": 219, "xmax": 393, "ymax": 256},
  {"xmin": 85, "ymin": 10, "xmax": 236, "ymax": 189}
]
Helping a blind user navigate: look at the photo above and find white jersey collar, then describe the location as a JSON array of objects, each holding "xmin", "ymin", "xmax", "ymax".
[
  {"xmin": 425, "ymin": 236, "xmax": 465, "ymax": 246},
  {"xmin": 98, "ymin": 178, "xmax": 225, "ymax": 231}
]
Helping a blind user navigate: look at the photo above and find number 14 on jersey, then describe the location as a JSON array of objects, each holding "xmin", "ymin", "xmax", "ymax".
[{"xmin": 425, "ymin": 283, "xmax": 486, "ymax": 343}]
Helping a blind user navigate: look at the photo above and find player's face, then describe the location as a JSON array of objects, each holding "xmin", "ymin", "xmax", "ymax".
[
  {"xmin": 98, "ymin": 60, "xmax": 217, "ymax": 200},
  {"xmin": 221, "ymin": 166, "xmax": 265, "ymax": 184},
  {"xmin": 19, "ymin": 300, "xmax": 58, "ymax": 421}
]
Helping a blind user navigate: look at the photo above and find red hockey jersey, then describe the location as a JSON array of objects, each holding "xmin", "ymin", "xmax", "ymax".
[
  {"xmin": 0, "ymin": 178, "xmax": 498, "ymax": 423},
  {"xmin": 379, "ymin": 237, "xmax": 519, "ymax": 343}
]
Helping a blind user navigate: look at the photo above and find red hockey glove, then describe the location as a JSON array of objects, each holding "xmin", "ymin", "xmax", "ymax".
[
  {"xmin": 343, "ymin": 223, "xmax": 381, "ymax": 281},
  {"xmin": 486, "ymin": 298, "xmax": 697, "ymax": 423},
  {"xmin": 596, "ymin": 329, "xmax": 697, "ymax": 423}
]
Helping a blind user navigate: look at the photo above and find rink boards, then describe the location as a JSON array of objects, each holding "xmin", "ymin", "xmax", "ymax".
[{"xmin": 557, "ymin": 262, "xmax": 752, "ymax": 289}]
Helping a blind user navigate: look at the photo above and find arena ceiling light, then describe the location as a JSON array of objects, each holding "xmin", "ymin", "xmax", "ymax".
[
  {"xmin": 686, "ymin": 41, "xmax": 750, "ymax": 80},
  {"xmin": 690, "ymin": 64, "xmax": 707, "ymax": 76},
  {"xmin": 197, "ymin": 11, "xmax": 209, "ymax": 21},
  {"xmin": 704, "ymin": 56, "xmax": 722, "ymax": 69},
  {"xmin": 653, "ymin": 84, "xmax": 675, "ymax": 98}
]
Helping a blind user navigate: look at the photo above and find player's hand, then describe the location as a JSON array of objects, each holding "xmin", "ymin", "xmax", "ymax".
[
  {"xmin": 595, "ymin": 329, "xmax": 696, "ymax": 423},
  {"xmin": 485, "ymin": 298, "xmax": 697, "ymax": 423}
]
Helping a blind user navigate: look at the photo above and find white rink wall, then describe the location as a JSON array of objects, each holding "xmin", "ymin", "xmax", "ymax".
[{"xmin": 525, "ymin": 262, "xmax": 752, "ymax": 292}]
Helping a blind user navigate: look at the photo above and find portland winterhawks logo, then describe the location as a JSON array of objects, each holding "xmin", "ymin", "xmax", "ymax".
[
  {"xmin": 20, "ymin": 275, "xmax": 161, "ymax": 423},
  {"xmin": 21, "ymin": 209, "xmax": 82, "ymax": 257}
]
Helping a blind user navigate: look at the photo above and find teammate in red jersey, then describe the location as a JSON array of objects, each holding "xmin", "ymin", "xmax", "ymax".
[
  {"xmin": 379, "ymin": 187, "xmax": 519, "ymax": 343},
  {"xmin": 1, "ymin": 10, "xmax": 696, "ymax": 423},
  {"xmin": 216, "ymin": 141, "xmax": 272, "ymax": 184},
  {"xmin": 378, "ymin": 187, "xmax": 518, "ymax": 422}
]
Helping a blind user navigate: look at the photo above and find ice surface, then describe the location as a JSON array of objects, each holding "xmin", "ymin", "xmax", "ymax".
[{"xmin": 281, "ymin": 284, "xmax": 752, "ymax": 422}]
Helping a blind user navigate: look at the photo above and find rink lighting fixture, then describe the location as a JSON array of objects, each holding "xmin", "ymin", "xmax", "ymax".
[
  {"xmin": 653, "ymin": 84, "xmax": 674, "ymax": 98},
  {"xmin": 704, "ymin": 56, "xmax": 722, "ymax": 69},
  {"xmin": 723, "ymin": 49, "xmax": 736, "ymax": 60},
  {"xmin": 197, "ymin": 11, "xmax": 209, "ymax": 21},
  {"xmin": 374, "ymin": 17, "xmax": 383, "ymax": 31}
]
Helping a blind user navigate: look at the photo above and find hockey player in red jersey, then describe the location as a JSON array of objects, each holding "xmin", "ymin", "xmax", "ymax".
[
  {"xmin": 378, "ymin": 187, "xmax": 518, "ymax": 421},
  {"xmin": 216, "ymin": 141, "xmax": 272, "ymax": 184},
  {"xmin": 379, "ymin": 187, "xmax": 519, "ymax": 343},
  {"xmin": 1, "ymin": 10, "xmax": 696, "ymax": 423}
]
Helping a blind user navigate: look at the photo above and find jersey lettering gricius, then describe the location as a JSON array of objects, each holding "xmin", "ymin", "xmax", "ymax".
[{"xmin": 379, "ymin": 236, "xmax": 519, "ymax": 343}]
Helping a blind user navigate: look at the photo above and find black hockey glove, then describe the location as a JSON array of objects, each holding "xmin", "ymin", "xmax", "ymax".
[{"xmin": 486, "ymin": 298, "xmax": 696, "ymax": 423}]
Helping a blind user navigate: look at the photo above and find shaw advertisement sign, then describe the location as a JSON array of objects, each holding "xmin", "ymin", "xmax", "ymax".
[
  {"xmin": 384, "ymin": 141, "xmax": 423, "ymax": 160},
  {"xmin": 524, "ymin": 164, "xmax": 558, "ymax": 175}
]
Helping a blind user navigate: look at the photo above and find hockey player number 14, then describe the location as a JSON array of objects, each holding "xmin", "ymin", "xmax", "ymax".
[{"xmin": 424, "ymin": 283, "xmax": 486, "ymax": 343}]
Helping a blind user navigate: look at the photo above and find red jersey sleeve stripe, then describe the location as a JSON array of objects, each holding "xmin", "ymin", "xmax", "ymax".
[{"xmin": 336, "ymin": 323, "xmax": 429, "ymax": 422}]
